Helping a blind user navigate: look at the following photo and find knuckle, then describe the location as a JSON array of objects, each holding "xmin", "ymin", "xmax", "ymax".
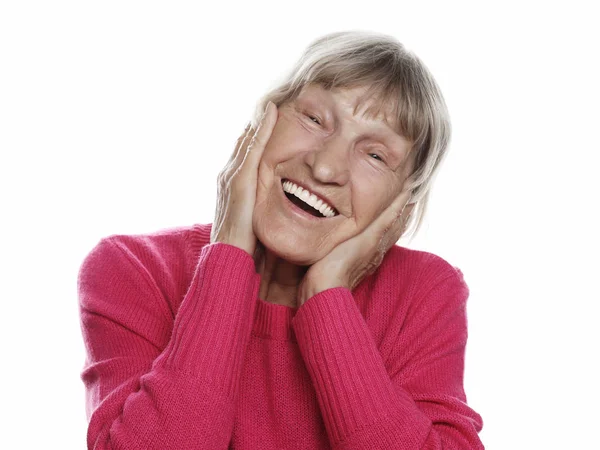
[
  {"xmin": 240, "ymin": 132, "xmax": 253, "ymax": 148},
  {"xmin": 217, "ymin": 170, "xmax": 230, "ymax": 186},
  {"xmin": 252, "ymin": 125, "xmax": 270, "ymax": 147},
  {"xmin": 231, "ymin": 166, "xmax": 246, "ymax": 182},
  {"xmin": 248, "ymin": 135, "xmax": 263, "ymax": 150}
]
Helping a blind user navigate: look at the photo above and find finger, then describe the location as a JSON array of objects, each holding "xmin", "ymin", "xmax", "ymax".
[
  {"xmin": 227, "ymin": 122, "xmax": 254, "ymax": 168},
  {"xmin": 380, "ymin": 212, "xmax": 406, "ymax": 249},
  {"xmin": 370, "ymin": 187, "xmax": 413, "ymax": 237},
  {"xmin": 220, "ymin": 124, "xmax": 252, "ymax": 185},
  {"xmin": 239, "ymin": 101, "xmax": 277, "ymax": 175},
  {"xmin": 233, "ymin": 122, "xmax": 252, "ymax": 157}
]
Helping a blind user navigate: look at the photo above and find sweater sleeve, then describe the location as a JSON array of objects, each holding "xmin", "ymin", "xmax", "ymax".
[
  {"xmin": 78, "ymin": 238, "xmax": 259, "ymax": 450},
  {"xmin": 291, "ymin": 264, "xmax": 483, "ymax": 449}
]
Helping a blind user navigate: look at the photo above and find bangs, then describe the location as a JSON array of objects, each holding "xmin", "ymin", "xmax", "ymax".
[
  {"xmin": 290, "ymin": 52, "xmax": 433, "ymax": 155},
  {"xmin": 255, "ymin": 31, "xmax": 451, "ymax": 241}
]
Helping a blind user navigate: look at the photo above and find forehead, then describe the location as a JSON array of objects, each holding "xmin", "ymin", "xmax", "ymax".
[{"xmin": 296, "ymin": 84, "xmax": 400, "ymax": 132}]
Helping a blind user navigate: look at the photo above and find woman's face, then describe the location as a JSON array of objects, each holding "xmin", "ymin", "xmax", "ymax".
[{"xmin": 253, "ymin": 84, "xmax": 414, "ymax": 265}]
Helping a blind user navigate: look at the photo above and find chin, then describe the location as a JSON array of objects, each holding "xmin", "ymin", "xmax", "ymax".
[{"xmin": 254, "ymin": 222, "xmax": 326, "ymax": 266}]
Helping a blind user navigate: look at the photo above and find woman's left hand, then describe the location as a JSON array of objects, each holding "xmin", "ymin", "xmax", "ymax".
[{"xmin": 297, "ymin": 188, "xmax": 414, "ymax": 307}]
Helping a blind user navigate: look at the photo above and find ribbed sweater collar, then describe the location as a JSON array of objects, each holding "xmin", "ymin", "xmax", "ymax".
[
  {"xmin": 191, "ymin": 223, "xmax": 299, "ymax": 341},
  {"xmin": 252, "ymin": 297, "xmax": 298, "ymax": 341}
]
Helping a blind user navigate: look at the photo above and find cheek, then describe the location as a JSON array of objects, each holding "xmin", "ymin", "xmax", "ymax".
[
  {"xmin": 350, "ymin": 172, "xmax": 401, "ymax": 223},
  {"xmin": 261, "ymin": 115, "xmax": 316, "ymax": 164}
]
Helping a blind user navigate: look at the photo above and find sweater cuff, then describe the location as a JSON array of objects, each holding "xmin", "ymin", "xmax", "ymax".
[
  {"xmin": 154, "ymin": 243, "xmax": 260, "ymax": 397},
  {"xmin": 292, "ymin": 287, "xmax": 430, "ymax": 445}
]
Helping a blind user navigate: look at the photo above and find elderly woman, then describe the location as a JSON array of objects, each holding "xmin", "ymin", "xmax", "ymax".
[{"xmin": 78, "ymin": 31, "xmax": 484, "ymax": 449}]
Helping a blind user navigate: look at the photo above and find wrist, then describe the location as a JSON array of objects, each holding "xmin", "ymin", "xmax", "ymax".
[
  {"xmin": 298, "ymin": 276, "xmax": 347, "ymax": 306},
  {"xmin": 211, "ymin": 230, "xmax": 255, "ymax": 257}
]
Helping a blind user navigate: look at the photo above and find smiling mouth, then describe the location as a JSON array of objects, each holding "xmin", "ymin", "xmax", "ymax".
[{"xmin": 281, "ymin": 179, "xmax": 338, "ymax": 218}]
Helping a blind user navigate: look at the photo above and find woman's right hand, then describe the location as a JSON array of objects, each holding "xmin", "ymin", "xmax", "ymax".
[{"xmin": 210, "ymin": 101, "xmax": 278, "ymax": 257}]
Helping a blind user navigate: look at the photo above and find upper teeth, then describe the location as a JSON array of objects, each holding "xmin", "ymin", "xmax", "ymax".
[{"xmin": 282, "ymin": 180, "xmax": 336, "ymax": 218}]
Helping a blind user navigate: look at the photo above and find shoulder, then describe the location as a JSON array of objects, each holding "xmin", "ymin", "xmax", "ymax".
[
  {"xmin": 362, "ymin": 245, "xmax": 469, "ymax": 318},
  {"xmin": 78, "ymin": 223, "xmax": 213, "ymax": 314},
  {"xmin": 361, "ymin": 246, "xmax": 471, "ymax": 357},
  {"xmin": 83, "ymin": 222, "xmax": 211, "ymax": 262},
  {"xmin": 78, "ymin": 223, "xmax": 211, "ymax": 281},
  {"xmin": 378, "ymin": 244, "xmax": 467, "ymax": 287},
  {"xmin": 98, "ymin": 223, "xmax": 211, "ymax": 260}
]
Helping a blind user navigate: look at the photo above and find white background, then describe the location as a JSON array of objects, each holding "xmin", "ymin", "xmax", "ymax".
[{"xmin": 1, "ymin": 1, "xmax": 598, "ymax": 448}]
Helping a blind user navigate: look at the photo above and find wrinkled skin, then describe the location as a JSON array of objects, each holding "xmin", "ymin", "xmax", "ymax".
[
  {"xmin": 213, "ymin": 86, "xmax": 415, "ymax": 307},
  {"xmin": 210, "ymin": 103, "xmax": 277, "ymax": 256}
]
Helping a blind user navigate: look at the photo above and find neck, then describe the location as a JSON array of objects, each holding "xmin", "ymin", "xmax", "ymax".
[{"xmin": 256, "ymin": 244, "xmax": 307, "ymax": 308}]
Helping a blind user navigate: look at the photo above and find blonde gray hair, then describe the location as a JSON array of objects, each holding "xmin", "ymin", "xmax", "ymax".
[{"xmin": 253, "ymin": 31, "xmax": 451, "ymax": 241}]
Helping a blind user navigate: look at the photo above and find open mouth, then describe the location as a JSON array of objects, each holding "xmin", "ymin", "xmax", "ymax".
[{"xmin": 281, "ymin": 179, "xmax": 338, "ymax": 218}]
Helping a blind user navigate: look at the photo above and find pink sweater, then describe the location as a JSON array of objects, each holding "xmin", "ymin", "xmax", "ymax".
[{"xmin": 78, "ymin": 223, "xmax": 483, "ymax": 449}]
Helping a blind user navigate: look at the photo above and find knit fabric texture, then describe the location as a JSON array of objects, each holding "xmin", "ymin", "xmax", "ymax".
[{"xmin": 78, "ymin": 223, "xmax": 483, "ymax": 449}]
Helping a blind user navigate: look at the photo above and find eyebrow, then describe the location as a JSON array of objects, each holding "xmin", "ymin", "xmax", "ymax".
[
  {"xmin": 298, "ymin": 91, "xmax": 412, "ymax": 169},
  {"xmin": 300, "ymin": 89, "xmax": 410, "ymax": 143}
]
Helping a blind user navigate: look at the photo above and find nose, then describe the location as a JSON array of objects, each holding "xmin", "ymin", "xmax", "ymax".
[{"xmin": 303, "ymin": 135, "xmax": 350, "ymax": 185}]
